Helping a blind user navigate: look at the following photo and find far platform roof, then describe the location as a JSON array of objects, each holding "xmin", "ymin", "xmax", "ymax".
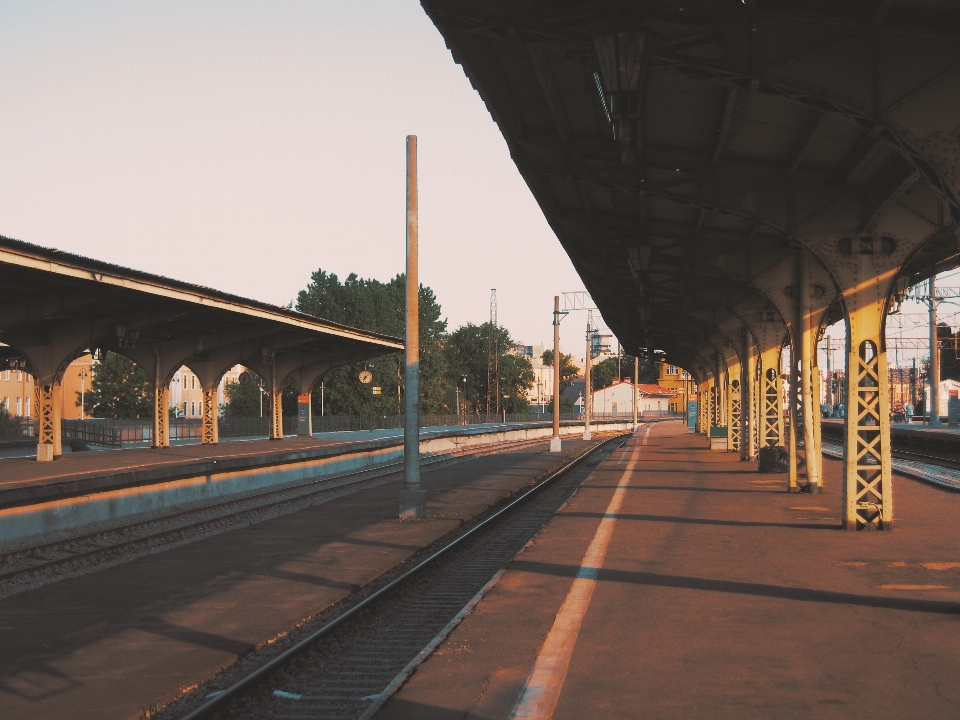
[{"xmin": 0, "ymin": 236, "xmax": 403, "ymax": 384}]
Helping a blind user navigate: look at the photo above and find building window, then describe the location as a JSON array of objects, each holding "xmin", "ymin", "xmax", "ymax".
[
  {"xmin": 191, "ymin": 401, "xmax": 196, "ymax": 416},
  {"xmin": 667, "ymin": 365, "xmax": 679, "ymax": 375},
  {"xmin": 25, "ymin": 397, "xmax": 31, "ymax": 416},
  {"xmin": 192, "ymin": 376, "xmax": 196, "ymax": 390},
  {"xmin": 16, "ymin": 371, "xmax": 22, "ymax": 381},
  {"xmin": 2, "ymin": 397, "xmax": 7, "ymax": 410},
  {"xmin": 2, "ymin": 370, "xmax": 8, "ymax": 381},
  {"xmin": 15, "ymin": 397, "xmax": 21, "ymax": 416}
]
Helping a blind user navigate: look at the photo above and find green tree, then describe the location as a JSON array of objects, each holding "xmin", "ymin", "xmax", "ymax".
[
  {"xmin": 446, "ymin": 322, "xmax": 534, "ymax": 415},
  {"xmin": 591, "ymin": 352, "xmax": 660, "ymax": 390},
  {"xmin": 541, "ymin": 349, "xmax": 579, "ymax": 392},
  {"xmin": 296, "ymin": 270, "xmax": 448, "ymax": 417},
  {"xmin": 223, "ymin": 374, "xmax": 266, "ymax": 418},
  {"xmin": 82, "ymin": 351, "xmax": 153, "ymax": 419},
  {"xmin": 0, "ymin": 405, "xmax": 24, "ymax": 436}
]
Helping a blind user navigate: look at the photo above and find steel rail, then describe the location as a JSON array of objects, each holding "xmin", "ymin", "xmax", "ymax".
[{"xmin": 179, "ymin": 430, "xmax": 632, "ymax": 720}]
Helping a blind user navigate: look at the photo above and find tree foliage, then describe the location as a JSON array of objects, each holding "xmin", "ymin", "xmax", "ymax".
[
  {"xmin": 0, "ymin": 405, "xmax": 24, "ymax": 436},
  {"xmin": 446, "ymin": 322, "xmax": 533, "ymax": 415},
  {"xmin": 223, "ymin": 376, "xmax": 266, "ymax": 418},
  {"xmin": 590, "ymin": 353, "xmax": 660, "ymax": 390},
  {"xmin": 541, "ymin": 349, "xmax": 580, "ymax": 392},
  {"xmin": 83, "ymin": 351, "xmax": 153, "ymax": 419},
  {"xmin": 297, "ymin": 270, "xmax": 448, "ymax": 416}
]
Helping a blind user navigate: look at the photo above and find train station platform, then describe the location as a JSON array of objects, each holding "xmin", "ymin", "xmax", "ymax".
[
  {"xmin": 0, "ymin": 420, "xmax": 639, "ymax": 552},
  {"xmin": 0, "ymin": 434, "xmax": 616, "ymax": 720},
  {"xmin": 0, "ymin": 422, "xmax": 576, "ymax": 508},
  {"xmin": 379, "ymin": 422, "xmax": 960, "ymax": 719}
]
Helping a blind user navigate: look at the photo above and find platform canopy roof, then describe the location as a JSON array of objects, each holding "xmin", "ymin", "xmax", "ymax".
[
  {"xmin": 422, "ymin": 0, "xmax": 960, "ymax": 377},
  {"xmin": 0, "ymin": 236, "xmax": 403, "ymax": 387}
]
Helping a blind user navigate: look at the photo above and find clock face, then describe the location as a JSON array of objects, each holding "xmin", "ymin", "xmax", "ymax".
[{"xmin": 359, "ymin": 370, "xmax": 373, "ymax": 384}]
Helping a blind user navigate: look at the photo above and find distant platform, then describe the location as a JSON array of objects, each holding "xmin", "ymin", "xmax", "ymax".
[{"xmin": 0, "ymin": 420, "xmax": 633, "ymax": 510}]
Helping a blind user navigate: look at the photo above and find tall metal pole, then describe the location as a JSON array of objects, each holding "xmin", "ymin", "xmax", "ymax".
[
  {"xmin": 583, "ymin": 315, "xmax": 592, "ymax": 440},
  {"xmin": 550, "ymin": 296, "xmax": 562, "ymax": 452},
  {"xmin": 632, "ymin": 355, "xmax": 639, "ymax": 431},
  {"xmin": 929, "ymin": 272, "xmax": 941, "ymax": 424},
  {"xmin": 400, "ymin": 135, "xmax": 425, "ymax": 518}
]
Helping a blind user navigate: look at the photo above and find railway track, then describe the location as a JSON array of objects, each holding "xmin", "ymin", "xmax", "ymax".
[
  {"xmin": 0, "ymin": 433, "xmax": 576, "ymax": 600},
  {"xmin": 161, "ymin": 431, "xmax": 630, "ymax": 720},
  {"xmin": 822, "ymin": 443, "xmax": 960, "ymax": 491}
]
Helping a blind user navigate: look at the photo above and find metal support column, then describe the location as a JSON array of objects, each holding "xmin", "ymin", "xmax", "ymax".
[
  {"xmin": 400, "ymin": 134, "xmax": 425, "ymax": 518},
  {"xmin": 929, "ymin": 270, "xmax": 941, "ymax": 424},
  {"xmin": 727, "ymin": 362, "xmax": 742, "ymax": 454},
  {"xmin": 36, "ymin": 381, "xmax": 57, "ymax": 461},
  {"xmin": 746, "ymin": 338, "xmax": 758, "ymax": 459},
  {"xmin": 844, "ymin": 305, "xmax": 893, "ymax": 529},
  {"xmin": 583, "ymin": 317, "xmax": 592, "ymax": 441},
  {"xmin": 760, "ymin": 346, "xmax": 785, "ymax": 448},
  {"xmin": 201, "ymin": 385, "xmax": 219, "ymax": 445},
  {"xmin": 799, "ymin": 251, "xmax": 821, "ymax": 491},
  {"xmin": 550, "ymin": 296, "xmax": 562, "ymax": 452},
  {"xmin": 632, "ymin": 355, "xmax": 639, "ymax": 432},
  {"xmin": 269, "ymin": 364, "xmax": 283, "ymax": 440},
  {"xmin": 788, "ymin": 341, "xmax": 800, "ymax": 490},
  {"xmin": 152, "ymin": 354, "xmax": 169, "ymax": 448}
]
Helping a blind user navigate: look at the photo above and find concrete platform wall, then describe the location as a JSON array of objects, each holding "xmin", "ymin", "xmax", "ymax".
[{"xmin": 0, "ymin": 422, "xmax": 637, "ymax": 550}]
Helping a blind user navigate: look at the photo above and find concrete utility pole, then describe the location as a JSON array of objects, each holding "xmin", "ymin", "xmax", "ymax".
[
  {"xmin": 929, "ymin": 271, "xmax": 941, "ymax": 425},
  {"xmin": 400, "ymin": 135, "xmax": 425, "ymax": 519},
  {"xmin": 633, "ymin": 355, "xmax": 639, "ymax": 431},
  {"xmin": 583, "ymin": 314, "xmax": 592, "ymax": 441},
  {"xmin": 550, "ymin": 296, "xmax": 562, "ymax": 452}
]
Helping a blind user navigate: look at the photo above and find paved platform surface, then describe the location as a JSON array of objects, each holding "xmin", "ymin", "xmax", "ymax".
[
  {"xmin": 0, "ymin": 422, "xmax": 580, "ymax": 508},
  {"xmin": 0, "ymin": 436, "xmax": 608, "ymax": 720},
  {"xmin": 379, "ymin": 422, "xmax": 960, "ymax": 720}
]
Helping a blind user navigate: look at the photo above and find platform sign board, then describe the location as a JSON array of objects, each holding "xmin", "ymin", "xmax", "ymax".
[
  {"xmin": 687, "ymin": 400, "xmax": 698, "ymax": 430},
  {"xmin": 297, "ymin": 393, "xmax": 311, "ymax": 436}
]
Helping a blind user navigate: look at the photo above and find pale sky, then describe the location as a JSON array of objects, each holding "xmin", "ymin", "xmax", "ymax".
[{"xmin": 0, "ymin": 0, "xmax": 589, "ymax": 353}]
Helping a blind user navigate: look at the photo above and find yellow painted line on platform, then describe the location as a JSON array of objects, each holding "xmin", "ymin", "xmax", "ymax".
[
  {"xmin": 922, "ymin": 562, "xmax": 960, "ymax": 570},
  {"xmin": 880, "ymin": 584, "xmax": 948, "ymax": 590},
  {"xmin": 788, "ymin": 506, "xmax": 829, "ymax": 511},
  {"xmin": 510, "ymin": 425, "xmax": 651, "ymax": 720}
]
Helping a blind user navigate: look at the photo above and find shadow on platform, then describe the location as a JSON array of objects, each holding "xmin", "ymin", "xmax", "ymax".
[{"xmin": 510, "ymin": 560, "xmax": 960, "ymax": 615}]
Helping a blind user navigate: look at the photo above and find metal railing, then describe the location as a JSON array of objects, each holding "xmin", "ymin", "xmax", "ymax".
[
  {"xmin": 55, "ymin": 410, "xmax": 676, "ymax": 449},
  {"xmin": 0, "ymin": 417, "xmax": 35, "ymax": 439}
]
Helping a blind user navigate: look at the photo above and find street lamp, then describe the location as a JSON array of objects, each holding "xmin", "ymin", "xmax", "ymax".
[
  {"xmin": 457, "ymin": 374, "xmax": 467, "ymax": 425},
  {"xmin": 78, "ymin": 368, "xmax": 89, "ymax": 421}
]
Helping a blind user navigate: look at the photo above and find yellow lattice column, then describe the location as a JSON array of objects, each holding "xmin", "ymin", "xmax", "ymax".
[
  {"xmin": 153, "ymin": 384, "xmax": 170, "ymax": 448},
  {"xmin": 36, "ymin": 382, "xmax": 56, "ymax": 461},
  {"xmin": 759, "ymin": 346, "xmax": 785, "ymax": 448},
  {"xmin": 269, "ymin": 366, "xmax": 283, "ymax": 440},
  {"xmin": 798, "ymin": 252, "xmax": 821, "ymax": 491},
  {"xmin": 745, "ymin": 343, "xmax": 758, "ymax": 460},
  {"xmin": 201, "ymin": 387, "xmax": 219, "ymax": 445},
  {"xmin": 727, "ymin": 365, "xmax": 742, "ymax": 453},
  {"xmin": 697, "ymin": 381, "xmax": 707, "ymax": 434},
  {"xmin": 787, "ymin": 339, "xmax": 802, "ymax": 491},
  {"xmin": 52, "ymin": 383, "xmax": 62, "ymax": 457},
  {"xmin": 844, "ymin": 306, "xmax": 892, "ymax": 530}
]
